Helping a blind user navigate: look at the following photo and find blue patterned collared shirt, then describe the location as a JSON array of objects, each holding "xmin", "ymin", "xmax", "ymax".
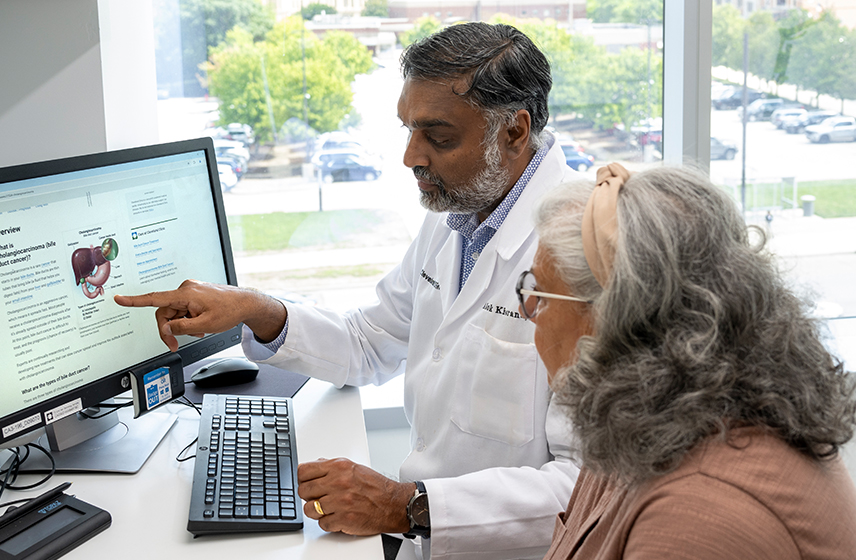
[{"xmin": 446, "ymin": 140, "xmax": 550, "ymax": 292}]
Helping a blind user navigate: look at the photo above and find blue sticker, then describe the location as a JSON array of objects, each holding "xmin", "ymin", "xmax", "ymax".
[{"xmin": 143, "ymin": 367, "xmax": 172, "ymax": 410}]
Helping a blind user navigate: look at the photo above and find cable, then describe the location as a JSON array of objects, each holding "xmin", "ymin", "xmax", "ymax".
[
  {"xmin": 78, "ymin": 401, "xmax": 133, "ymax": 419},
  {"xmin": 175, "ymin": 396, "xmax": 202, "ymax": 462},
  {"xmin": 0, "ymin": 443, "xmax": 56, "ymax": 502}
]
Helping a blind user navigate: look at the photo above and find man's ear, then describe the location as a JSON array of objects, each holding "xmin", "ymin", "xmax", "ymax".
[{"xmin": 504, "ymin": 110, "xmax": 532, "ymax": 161}]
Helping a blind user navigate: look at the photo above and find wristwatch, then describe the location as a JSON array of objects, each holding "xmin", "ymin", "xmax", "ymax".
[{"xmin": 404, "ymin": 480, "xmax": 430, "ymax": 539}]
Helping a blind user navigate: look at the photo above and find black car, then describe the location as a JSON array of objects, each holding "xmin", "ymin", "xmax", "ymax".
[
  {"xmin": 784, "ymin": 110, "xmax": 839, "ymax": 134},
  {"xmin": 712, "ymin": 89, "xmax": 764, "ymax": 110},
  {"xmin": 317, "ymin": 152, "xmax": 382, "ymax": 183}
]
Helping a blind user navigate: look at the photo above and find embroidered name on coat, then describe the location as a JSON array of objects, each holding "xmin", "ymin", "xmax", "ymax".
[
  {"xmin": 482, "ymin": 302, "xmax": 524, "ymax": 320},
  {"xmin": 420, "ymin": 269, "xmax": 440, "ymax": 290}
]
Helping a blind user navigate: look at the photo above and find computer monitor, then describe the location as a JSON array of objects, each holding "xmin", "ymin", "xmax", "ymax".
[{"xmin": 0, "ymin": 138, "xmax": 241, "ymax": 473}]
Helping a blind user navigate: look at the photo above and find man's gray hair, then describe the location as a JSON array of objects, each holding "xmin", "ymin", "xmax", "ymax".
[
  {"xmin": 538, "ymin": 166, "xmax": 856, "ymax": 485},
  {"xmin": 401, "ymin": 22, "xmax": 552, "ymax": 152}
]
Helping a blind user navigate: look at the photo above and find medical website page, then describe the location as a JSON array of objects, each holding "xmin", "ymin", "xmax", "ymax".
[{"xmin": 0, "ymin": 151, "xmax": 228, "ymax": 440}]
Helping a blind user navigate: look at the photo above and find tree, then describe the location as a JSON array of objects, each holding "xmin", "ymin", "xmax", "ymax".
[
  {"xmin": 789, "ymin": 13, "xmax": 856, "ymax": 110},
  {"xmin": 746, "ymin": 11, "xmax": 779, "ymax": 85},
  {"xmin": 771, "ymin": 9, "xmax": 819, "ymax": 85},
  {"xmin": 362, "ymin": 0, "xmax": 389, "ymax": 18},
  {"xmin": 399, "ymin": 16, "xmax": 442, "ymax": 48},
  {"xmin": 712, "ymin": 4, "xmax": 744, "ymax": 69},
  {"xmin": 162, "ymin": 0, "xmax": 275, "ymax": 97},
  {"xmin": 205, "ymin": 18, "xmax": 374, "ymax": 142},
  {"xmin": 586, "ymin": 0, "xmax": 663, "ymax": 24},
  {"xmin": 301, "ymin": 3, "xmax": 337, "ymax": 20},
  {"xmin": 491, "ymin": 15, "xmax": 662, "ymax": 131}
]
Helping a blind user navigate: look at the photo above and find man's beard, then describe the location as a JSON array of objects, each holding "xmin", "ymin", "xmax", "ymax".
[{"xmin": 414, "ymin": 140, "xmax": 511, "ymax": 215}]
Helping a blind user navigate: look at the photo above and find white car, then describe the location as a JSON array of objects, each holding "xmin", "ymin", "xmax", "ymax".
[
  {"xmin": 218, "ymin": 163, "xmax": 238, "ymax": 191},
  {"xmin": 805, "ymin": 116, "xmax": 856, "ymax": 143},
  {"xmin": 213, "ymin": 139, "xmax": 251, "ymax": 162}
]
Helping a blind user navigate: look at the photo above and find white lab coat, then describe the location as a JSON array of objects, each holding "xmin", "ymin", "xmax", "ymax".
[{"xmin": 244, "ymin": 137, "xmax": 582, "ymax": 560}]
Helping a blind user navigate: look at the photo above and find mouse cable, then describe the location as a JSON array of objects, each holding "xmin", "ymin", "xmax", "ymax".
[{"xmin": 177, "ymin": 395, "xmax": 201, "ymax": 415}]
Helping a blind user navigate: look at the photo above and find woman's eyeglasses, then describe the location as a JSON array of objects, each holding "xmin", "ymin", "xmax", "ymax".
[{"xmin": 515, "ymin": 270, "xmax": 593, "ymax": 320}]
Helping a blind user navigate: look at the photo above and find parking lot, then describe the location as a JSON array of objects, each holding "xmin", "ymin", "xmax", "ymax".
[{"xmin": 710, "ymin": 107, "xmax": 856, "ymax": 185}]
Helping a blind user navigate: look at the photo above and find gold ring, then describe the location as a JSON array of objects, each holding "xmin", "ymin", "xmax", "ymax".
[{"xmin": 314, "ymin": 500, "xmax": 325, "ymax": 516}]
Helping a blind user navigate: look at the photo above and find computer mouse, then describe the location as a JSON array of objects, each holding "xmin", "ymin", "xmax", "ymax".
[{"xmin": 190, "ymin": 357, "xmax": 260, "ymax": 389}]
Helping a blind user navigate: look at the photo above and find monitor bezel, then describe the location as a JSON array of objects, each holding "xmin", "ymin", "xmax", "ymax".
[{"xmin": 0, "ymin": 137, "xmax": 242, "ymax": 448}]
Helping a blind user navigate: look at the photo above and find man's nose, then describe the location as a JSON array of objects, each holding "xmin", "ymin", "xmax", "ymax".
[{"xmin": 402, "ymin": 131, "xmax": 429, "ymax": 169}]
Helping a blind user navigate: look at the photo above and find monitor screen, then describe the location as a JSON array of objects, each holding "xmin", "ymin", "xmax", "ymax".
[{"xmin": 0, "ymin": 138, "xmax": 240, "ymax": 458}]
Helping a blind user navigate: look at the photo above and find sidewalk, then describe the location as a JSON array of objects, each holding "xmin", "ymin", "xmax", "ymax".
[{"xmin": 761, "ymin": 211, "xmax": 856, "ymax": 258}]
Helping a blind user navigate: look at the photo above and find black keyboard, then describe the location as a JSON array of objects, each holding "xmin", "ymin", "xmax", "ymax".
[{"xmin": 187, "ymin": 394, "xmax": 303, "ymax": 536}]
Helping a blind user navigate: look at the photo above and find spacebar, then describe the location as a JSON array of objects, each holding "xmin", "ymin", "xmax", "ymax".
[{"xmin": 279, "ymin": 457, "xmax": 294, "ymax": 490}]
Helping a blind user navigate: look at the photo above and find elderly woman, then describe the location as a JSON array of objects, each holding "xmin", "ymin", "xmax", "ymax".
[{"xmin": 518, "ymin": 164, "xmax": 856, "ymax": 559}]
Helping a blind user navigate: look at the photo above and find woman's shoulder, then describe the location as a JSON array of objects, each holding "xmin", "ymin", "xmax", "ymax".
[{"xmin": 633, "ymin": 427, "xmax": 856, "ymax": 558}]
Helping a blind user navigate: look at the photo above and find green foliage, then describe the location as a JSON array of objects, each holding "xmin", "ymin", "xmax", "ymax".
[
  {"xmin": 301, "ymin": 3, "xmax": 337, "ymax": 20},
  {"xmin": 712, "ymin": 7, "xmax": 856, "ymax": 103},
  {"xmin": 746, "ymin": 11, "xmax": 779, "ymax": 82},
  {"xmin": 399, "ymin": 16, "xmax": 443, "ymax": 48},
  {"xmin": 712, "ymin": 4, "xmax": 744, "ymax": 69},
  {"xmin": 491, "ymin": 16, "xmax": 662, "ymax": 131},
  {"xmin": 167, "ymin": 0, "xmax": 274, "ymax": 96},
  {"xmin": 586, "ymin": 0, "xmax": 663, "ymax": 23},
  {"xmin": 789, "ymin": 13, "xmax": 856, "ymax": 105},
  {"xmin": 205, "ymin": 18, "xmax": 374, "ymax": 142},
  {"xmin": 361, "ymin": 0, "xmax": 389, "ymax": 18}
]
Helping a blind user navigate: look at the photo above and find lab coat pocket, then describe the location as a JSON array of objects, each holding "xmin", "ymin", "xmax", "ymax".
[{"xmin": 451, "ymin": 323, "xmax": 537, "ymax": 446}]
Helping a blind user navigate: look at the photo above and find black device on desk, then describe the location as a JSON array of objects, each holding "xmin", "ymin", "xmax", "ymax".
[
  {"xmin": 0, "ymin": 482, "xmax": 111, "ymax": 560},
  {"xmin": 187, "ymin": 393, "xmax": 303, "ymax": 536},
  {"xmin": 0, "ymin": 138, "xmax": 243, "ymax": 474}
]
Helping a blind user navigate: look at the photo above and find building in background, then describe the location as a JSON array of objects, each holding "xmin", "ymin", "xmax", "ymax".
[{"xmin": 713, "ymin": 0, "xmax": 856, "ymax": 27}]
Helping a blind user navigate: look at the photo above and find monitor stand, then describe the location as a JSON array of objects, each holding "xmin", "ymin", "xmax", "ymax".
[{"xmin": 19, "ymin": 406, "xmax": 176, "ymax": 474}]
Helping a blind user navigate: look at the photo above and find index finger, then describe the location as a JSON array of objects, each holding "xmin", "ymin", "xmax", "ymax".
[{"xmin": 114, "ymin": 291, "xmax": 185, "ymax": 309}]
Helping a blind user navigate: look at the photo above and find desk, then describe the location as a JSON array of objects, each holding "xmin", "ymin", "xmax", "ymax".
[{"xmin": 24, "ymin": 379, "xmax": 382, "ymax": 559}]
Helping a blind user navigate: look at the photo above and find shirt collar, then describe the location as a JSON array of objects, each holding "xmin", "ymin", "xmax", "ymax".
[{"xmin": 446, "ymin": 140, "xmax": 551, "ymax": 240}]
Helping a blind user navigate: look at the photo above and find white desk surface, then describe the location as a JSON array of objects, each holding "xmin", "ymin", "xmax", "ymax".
[{"xmin": 27, "ymin": 379, "xmax": 383, "ymax": 559}]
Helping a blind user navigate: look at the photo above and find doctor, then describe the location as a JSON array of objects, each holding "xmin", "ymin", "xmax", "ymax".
[{"xmin": 116, "ymin": 22, "xmax": 580, "ymax": 560}]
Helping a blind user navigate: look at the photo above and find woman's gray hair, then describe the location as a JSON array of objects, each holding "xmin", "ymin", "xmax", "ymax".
[{"xmin": 541, "ymin": 166, "xmax": 856, "ymax": 485}]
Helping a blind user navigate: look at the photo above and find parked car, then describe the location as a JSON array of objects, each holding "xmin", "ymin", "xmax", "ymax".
[
  {"xmin": 216, "ymin": 152, "xmax": 247, "ymax": 180},
  {"xmin": 712, "ymin": 88, "xmax": 764, "ymax": 110},
  {"xmin": 218, "ymin": 163, "xmax": 238, "ymax": 191},
  {"xmin": 314, "ymin": 131, "xmax": 364, "ymax": 153},
  {"xmin": 710, "ymin": 137, "xmax": 737, "ymax": 160},
  {"xmin": 560, "ymin": 145, "xmax": 595, "ymax": 172},
  {"xmin": 784, "ymin": 110, "xmax": 839, "ymax": 134},
  {"xmin": 805, "ymin": 116, "xmax": 856, "ymax": 143},
  {"xmin": 213, "ymin": 139, "xmax": 251, "ymax": 162},
  {"xmin": 771, "ymin": 106, "xmax": 806, "ymax": 129},
  {"xmin": 631, "ymin": 117, "xmax": 662, "ymax": 152},
  {"xmin": 739, "ymin": 98, "xmax": 785, "ymax": 121},
  {"xmin": 316, "ymin": 151, "xmax": 382, "ymax": 183},
  {"xmin": 225, "ymin": 123, "xmax": 255, "ymax": 147},
  {"xmin": 204, "ymin": 123, "xmax": 255, "ymax": 147}
]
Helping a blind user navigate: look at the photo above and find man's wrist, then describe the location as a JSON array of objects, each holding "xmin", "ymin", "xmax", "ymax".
[{"xmin": 243, "ymin": 290, "xmax": 288, "ymax": 343}]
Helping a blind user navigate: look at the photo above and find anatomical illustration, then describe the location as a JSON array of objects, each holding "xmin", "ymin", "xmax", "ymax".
[{"xmin": 71, "ymin": 238, "xmax": 119, "ymax": 299}]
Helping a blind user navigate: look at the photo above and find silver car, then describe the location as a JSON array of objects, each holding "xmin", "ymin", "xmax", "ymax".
[
  {"xmin": 710, "ymin": 137, "xmax": 737, "ymax": 160},
  {"xmin": 805, "ymin": 116, "xmax": 856, "ymax": 143}
]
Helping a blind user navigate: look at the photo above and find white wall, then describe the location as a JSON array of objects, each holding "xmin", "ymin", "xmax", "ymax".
[{"xmin": 0, "ymin": 0, "xmax": 158, "ymax": 168}]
